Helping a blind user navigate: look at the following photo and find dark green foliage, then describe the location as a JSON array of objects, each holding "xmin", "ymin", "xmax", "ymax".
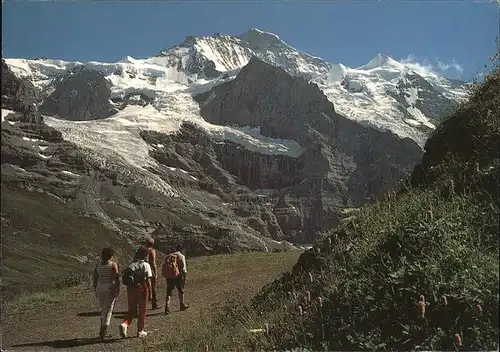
[
  {"xmin": 251, "ymin": 191, "xmax": 498, "ymax": 351},
  {"xmin": 411, "ymin": 65, "xmax": 500, "ymax": 201}
]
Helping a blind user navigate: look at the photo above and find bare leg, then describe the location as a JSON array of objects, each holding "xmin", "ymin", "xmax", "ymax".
[
  {"xmin": 165, "ymin": 294, "xmax": 171, "ymax": 314},
  {"xmin": 179, "ymin": 289, "xmax": 189, "ymax": 310},
  {"xmin": 179, "ymin": 277, "xmax": 189, "ymax": 310}
]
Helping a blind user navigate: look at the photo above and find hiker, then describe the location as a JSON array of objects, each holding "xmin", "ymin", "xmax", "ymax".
[
  {"xmin": 93, "ymin": 247, "xmax": 120, "ymax": 340},
  {"xmin": 119, "ymin": 247, "xmax": 153, "ymax": 338},
  {"xmin": 162, "ymin": 244, "xmax": 189, "ymax": 315},
  {"xmin": 142, "ymin": 238, "xmax": 159, "ymax": 310}
]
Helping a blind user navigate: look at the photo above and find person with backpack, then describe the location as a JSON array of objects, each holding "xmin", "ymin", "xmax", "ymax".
[
  {"xmin": 93, "ymin": 247, "xmax": 120, "ymax": 340},
  {"xmin": 119, "ymin": 247, "xmax": 153, "ymax": 338},
  {"xmin": 141, "ymin": 238, "xmax": 159, "ymax": 310},
  {"xmin": 162, "ymin": 244, "xmax": 189, "ymax": 315}
]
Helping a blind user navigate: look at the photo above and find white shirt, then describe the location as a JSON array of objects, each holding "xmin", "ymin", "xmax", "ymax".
[
  {"xmin": 138, "ymin": 260, "xmax": 153, "ymax": 278},
  {"xmin": 95, "ymin": 261, "xmax": 117, "ymax": 285},
  {"xmin": 174, "ymin": 252, "xmax": 187, "ymax": 274}
]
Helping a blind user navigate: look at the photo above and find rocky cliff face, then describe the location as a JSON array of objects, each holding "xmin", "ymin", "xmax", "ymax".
[
  {"xmin": 1, "ymin": 62, "xmax": 130, "ymax": 296},
  {"xmin": 140, "ymin": 123, "xmax": 294, "ymax": 241},
  {"xmin": 388, "ymin": 72, "xmax": 458, "ymax": 125},
  {"xmin": 196, "ymin": 57, "xmax": 423, "ymax": 241},
  {"xmin": 1, "ymin": 59, "xmax": 42, "ymax": 123},
  {"xmin": 39, "ymin": 66, "xmax": 118, "ymax": 120}
]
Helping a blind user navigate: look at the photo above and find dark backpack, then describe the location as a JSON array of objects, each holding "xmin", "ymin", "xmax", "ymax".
[{"xmin": 122, "ymin": 261, "xmax": 147, "ymax": 287}]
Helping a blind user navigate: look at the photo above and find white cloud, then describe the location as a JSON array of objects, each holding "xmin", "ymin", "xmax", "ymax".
[
  {"xmin": 400, "ymin": 54, "xmax": 435, "ymax": 76},
  {"xmin": 437, "ymin": 59, "xmax": 464, "ymax": 75},
  {"xmin": 399, "ymin": 54, "xmax": 464, "ymax": 79}
]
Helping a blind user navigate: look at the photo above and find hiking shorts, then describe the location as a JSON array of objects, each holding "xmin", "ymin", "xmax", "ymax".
[{"xmin": 166, "ymin": 276, "xmax": 184, "ymax": 295}]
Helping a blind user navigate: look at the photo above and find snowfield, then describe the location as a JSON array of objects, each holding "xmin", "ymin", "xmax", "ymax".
[
  {"xmin": 43, "ymin": 100, "xmax": 302, "ymax": 198},
  {"xmin": 312, "ymin": 54, "xmax": 466, "ymax": 146}
]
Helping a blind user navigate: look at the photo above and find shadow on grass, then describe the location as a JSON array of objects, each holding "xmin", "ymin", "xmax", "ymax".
[
  {"xmin": 111, "ymin": 311, "xmax": 173, "ymax": 319},
  {"xmin": 10, "ymin": 337, "xmax": 123, "ymax": 349}
]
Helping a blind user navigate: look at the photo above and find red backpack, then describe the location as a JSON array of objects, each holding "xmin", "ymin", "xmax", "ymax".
[{"xmin": 162, "ymin": 253, "xmax": 181, "ymax": 279}]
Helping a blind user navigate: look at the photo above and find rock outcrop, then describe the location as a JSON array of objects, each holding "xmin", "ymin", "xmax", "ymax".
[
  {"xmin": 196, "ymin": 57, "xmax": 424, "ymax": 242},
  {"xmin": 388, "ymin": 72, "xmax": 458, "ymax": 124},
  {"xmin": 40, "ymin": 66, "xmax": 118, "ymax": 120},
  {"xmin": 140, "ymin": 123, "xmax": 294, "ymax": 240},
  {"xmin": 1, "ymin": 59, "xmax": 43, "ymax": 123},
  {"xmin": 1, "ymin": 60, "xmax": 64, "ymax": 167},
  {"xmin": 110, "ymin": 92, "xmax": 154, "ymax": 110}
]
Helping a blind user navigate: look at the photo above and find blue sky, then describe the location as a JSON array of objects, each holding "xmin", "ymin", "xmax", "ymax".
[{"xmin": 2, "ymin": 1, "xmax": 498, "ymax": 80}]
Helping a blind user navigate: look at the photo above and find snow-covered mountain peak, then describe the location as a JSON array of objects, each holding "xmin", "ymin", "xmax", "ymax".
[
  {"xmin": 4, "ymin": 27, "xmax": 468, "ymax": 151},
  {"xmin": 360, "ymin": 53, "xmax": 405, "ymax": 70},
  {"xmin": 149, "ymin": 28, "xmax": 332, "ymax": 81},
  {"xmin": 176, "ymin": 33, "xmax": 238, "ymax": 48},
  {"xmin": 238, "ymin": 28, "xmax": 285, "ymax": 50},
  {"xmin": 152, "ymin": 32, "xmax": 253, "ymax": 77},
  {"xmin": 178, "ymin": 35, "xmax": 198, "ymax": 47},
  {"xmin": 246, "ymin": 27, "xmax": 281, "ymax": 38},
  {"xmin": 318, "ymin": 63, "xmax": 349, "ymax": 84}
]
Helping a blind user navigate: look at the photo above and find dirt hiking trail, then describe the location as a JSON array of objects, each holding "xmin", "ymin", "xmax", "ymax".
[{"xmin": 1, "ymin": 251, "xmax": 300, "ymax": 351}]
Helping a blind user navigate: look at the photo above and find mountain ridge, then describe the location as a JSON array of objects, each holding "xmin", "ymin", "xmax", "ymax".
[{"xmin": 4, "ymin": 28, "xmax": 466, "ymax": 146}]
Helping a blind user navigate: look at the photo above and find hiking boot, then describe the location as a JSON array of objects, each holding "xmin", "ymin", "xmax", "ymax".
[
  {"xmin": 164, "ymin": 307, "xmax": 170, "ymax": 315},
  {"xmin": 99, "ymin": 325, "xmax": 107, "ymax": 340},
  {"xmin": 138, "ymin": 330, "xmax": 148, "ymax": 338},
  {"xmin": 180, "ymin": 303, "xmax": 189, "ymax": 311},
  {"xmin": 119, "ymin": 323, "xmax": 128, "ymax": 338}
]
